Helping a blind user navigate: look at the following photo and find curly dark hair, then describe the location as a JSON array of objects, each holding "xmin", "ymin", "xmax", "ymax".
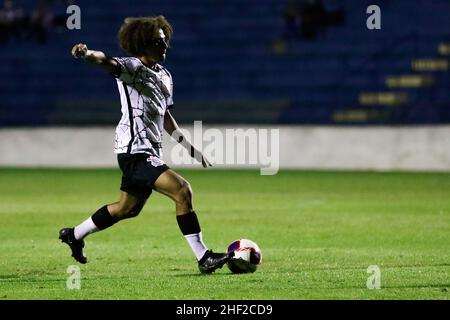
[{"xmin": 118, "ymin": 16, "xmax": 173, "ymax": 56}]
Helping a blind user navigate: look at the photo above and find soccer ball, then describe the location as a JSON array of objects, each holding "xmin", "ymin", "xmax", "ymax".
[{"xmin": 226, "ymin": 239, "xmax": 262, "ymax": 273}]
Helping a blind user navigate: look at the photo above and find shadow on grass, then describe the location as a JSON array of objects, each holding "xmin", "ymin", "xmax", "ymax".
[{"xmin": 172, "ymin": 272, "xmax": 253, "ymax": 277}]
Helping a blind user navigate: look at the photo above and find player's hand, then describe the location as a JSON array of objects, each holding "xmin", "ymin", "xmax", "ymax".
[
  {"xmin": 191, "ymin": 148, "xmax": 212, "ymax": 168},
  {"xmin": 71, "ymin": 43, "xmax": 88, "ymax": 59},
  {"xmin": 201, "ymin": 155, "xmax": 212, "ymax": 168}
]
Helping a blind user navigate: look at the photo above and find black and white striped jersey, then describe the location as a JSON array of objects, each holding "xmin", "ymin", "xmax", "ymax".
[{"xmin": 113, "ymin": 57, "xmax": 173, "ymax": 159}]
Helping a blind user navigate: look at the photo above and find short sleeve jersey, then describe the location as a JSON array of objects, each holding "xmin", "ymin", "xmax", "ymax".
[{"xmin": 113, "ymin": 57, "xmax": 173, "ymax": 158}]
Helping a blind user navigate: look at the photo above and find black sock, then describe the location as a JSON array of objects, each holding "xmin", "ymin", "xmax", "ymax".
[
  {"xmin": 91, "ymin": 205, "xmax": 118, "ymax": 230},
  {"xmin": 176, "ymin": 210, "xmax": 201, "ymax": 235}
]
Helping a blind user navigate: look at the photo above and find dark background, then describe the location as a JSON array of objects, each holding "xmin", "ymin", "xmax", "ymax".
[{"xmin": 1, "ymin": 0, "xmax": 449, "ymax": 126}]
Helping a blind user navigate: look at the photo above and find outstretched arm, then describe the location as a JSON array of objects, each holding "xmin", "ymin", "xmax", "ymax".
[
  {"xmin": 164, "ymin": 110, "xmax": 212, "ymax": 168},
  {"xmin": 71, "ymin": 43, "xmax": 120, "ymax": 76}
]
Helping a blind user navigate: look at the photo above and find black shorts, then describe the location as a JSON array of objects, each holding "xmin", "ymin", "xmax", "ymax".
[{"xmin": 117, "ymin": 153, "xmax": 170, "ymax": 199}]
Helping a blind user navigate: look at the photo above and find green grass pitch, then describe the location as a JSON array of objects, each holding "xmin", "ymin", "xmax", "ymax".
[{"xmin": 0, "ymin": 168, "xmax": 449, "ymax": 300}]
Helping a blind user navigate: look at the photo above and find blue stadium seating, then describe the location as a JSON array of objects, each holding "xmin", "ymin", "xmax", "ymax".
[{"xmin": 0, "ymin": 0, "xmax": 449, "ymax": 125}]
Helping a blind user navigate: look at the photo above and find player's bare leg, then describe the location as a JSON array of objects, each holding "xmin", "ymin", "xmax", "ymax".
[
  {"xmin": 59, "ymin": 191, "xmax": 146, "ymax": 264},
  {"xmin": 153, "ymin": 169, "xmax": 193, "ymax": 215},
  {"xmin": 154, "ymin": 169, "xmax": 232, "ymax": 273},
  {"xmin": 107, "ymin": 191, "xmax": 147, "ymax": 220}
]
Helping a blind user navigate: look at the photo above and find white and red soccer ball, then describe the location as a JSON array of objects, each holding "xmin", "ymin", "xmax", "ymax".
[{"xmin": 227, "ymin": 239, "xmax": 262, "ymax": 273}]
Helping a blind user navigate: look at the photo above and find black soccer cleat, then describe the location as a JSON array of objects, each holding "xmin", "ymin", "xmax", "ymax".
[
  {"xmin": 59, "ymin": 227, "xmax": 87, "ymax": 264},
  {"xmin": 198, "ymin": 250, "xmax": 233, "ymax": 274}
]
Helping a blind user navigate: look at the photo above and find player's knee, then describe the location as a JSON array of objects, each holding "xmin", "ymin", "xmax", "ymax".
[
  {"xmin": 126, "ymin": 206, "xmax": 142, "ymax": 218},
  {"xmin": 116, "ymin": 202, "xmax": 143, "ymax": 219},
  {"xmin": 175, "ymin": 181, "xmax": 192, "ymax": 206}
]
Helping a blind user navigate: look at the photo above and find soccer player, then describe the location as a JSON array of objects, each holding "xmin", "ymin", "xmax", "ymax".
[{"xmin": 59, "ymin": 16, "xmax": 231, "ymax": 274}]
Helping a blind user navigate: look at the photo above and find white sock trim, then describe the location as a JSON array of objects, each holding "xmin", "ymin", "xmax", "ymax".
[
  {"xmin": 74, "ymin": 217, "xmax": 99, "ymax": 240},
  {"xmin": 184, "ymin": 232, "xmax": 208, "ymax": 261}
]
